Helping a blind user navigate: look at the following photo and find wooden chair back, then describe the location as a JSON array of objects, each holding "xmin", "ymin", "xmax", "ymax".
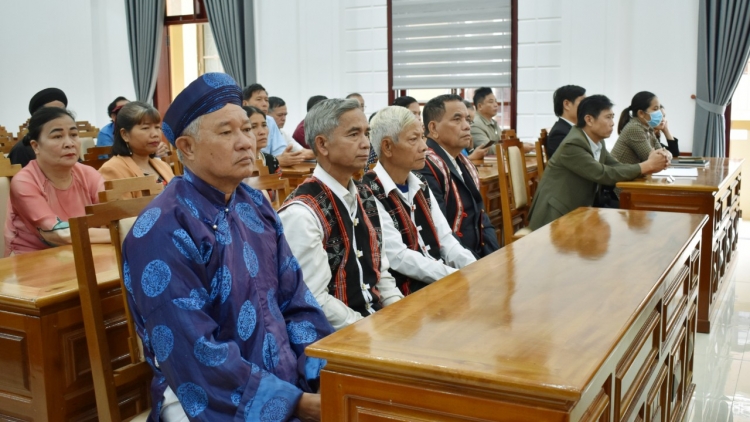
[
  {"xmin": 85, "ymin": 146, "xmax": 113, "ymax": 161},
  {"xmin": 99, "ymin": 176, "xmax": 165, "ymax": 203},
  {"xmin": 495, "ymin": 138, "xmax": 532, "ymax": 245},
  {"xmin": 244, "ymin": 175, "xmax": 292, "ymax": 210},
  {"xmin": 69, "ymin": 196, "xmax": 157, "ymax": 421},
  {"xmin": 536, "ymin": 129, "xmax": 549, "ymax": 176},
  {"xmin": 0, "ymin": 156, "xmax": 21, "ymax": 250},
  {"xmin": 77, "ymin": 121, "xmax": 100, "ymax": 138},
  {"xmin": 159, "ymin": 143, "xmax": 183, "ymax": 176}
]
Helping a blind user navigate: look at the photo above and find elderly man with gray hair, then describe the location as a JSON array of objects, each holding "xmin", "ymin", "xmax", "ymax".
[
  {"xmin": 278, "ymin": 98, "xmax": 402, "ymax": 330},
  {"xmin": 362, "ymin": 106, "xmax": 476, "ymax": 295}
]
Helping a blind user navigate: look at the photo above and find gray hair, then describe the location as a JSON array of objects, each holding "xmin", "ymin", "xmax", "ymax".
[
  {"xmin": 305, "ymin": 98, "xmax": 362, "ymax": 154},
  {"xmin": 175, "ymin": 115, "xmax": 203, "ymax": 163},
  {"xmin": 369, "ymin": 106, "xmax": 418, "ymax": 157}
]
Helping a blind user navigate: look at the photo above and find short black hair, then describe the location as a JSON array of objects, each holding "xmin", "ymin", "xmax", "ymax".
[
  {"xmin": 107, "ymin": 96, "xmax": 129, "ymax": 116},
  {"xmin": 393, "ymin": 95, "xmax": 417, "ymax": 108},
  {"xmin": 242, "ymin": 83, "xmax": 266, "ymax": 101},
  {"xmin": 307, "ymin": 95, "xmax": 328, "ymax": 112},
  {"xmin": 268, "ymin": 96, "xmax": 285, "ymax": 112},
  {"xmin": 552, "ymin": 85, "xmax": 585, "ymax": 117},
  {"xmin": 576, "ymin": 95, "xmax": 614, "ymax": 128},
  {"xmin": 473, "ymin": 87, "xmax": 493, "ymax": 107},
  {"xmin": 112, "ymin": 101, "xmax": 161, "ymax": 156},
  {"xmin": 242, "ymin": 105, "xmax": 266, "ymax": 119},
  {"xmin": 423, "ymin": 94, "xmax": 464, "ymax": 136}
]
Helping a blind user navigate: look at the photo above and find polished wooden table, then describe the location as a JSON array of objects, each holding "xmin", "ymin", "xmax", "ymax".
[
  {"xmin": 475, "ymin": 156, "xmax": 538, "ymax": 243},
  {"xmin": 309, "ymin": 208, "xmax": 706, "ymax": 422},
  {"xmin": 0, "ymin": 245, "xmax": 132, "ymax": 421},
  {"xmin": 280, "ymin": 161, "xmax": 317, "ymax": 189},
  {"xmin": 617, "ymin": 158, "xmax": 742, "ymax": 333}
]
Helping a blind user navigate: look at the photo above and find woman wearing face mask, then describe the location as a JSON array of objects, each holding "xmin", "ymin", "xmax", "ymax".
[
  {"xmin": 5, "ymin": 107, "xmax": 110, "ymax": 255},
  {"xmin": 654, "ymin": 104, "xmax": 680, "ymax": 157},
  {"xmin": 98, "ymin": 101, "xmax": 174, "ymax": 199},
  {"xmin": 611, "ymin": 91, "xmax": 672, "ymax": 166}
]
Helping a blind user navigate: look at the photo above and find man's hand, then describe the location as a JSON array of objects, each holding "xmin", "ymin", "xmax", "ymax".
[
  {"xmin": 640, "ymin": 149, "xmax": 670, "ymax": 174},
  {"xmin": 294, "ymin": 393, "xmax": 321, "ymax": 422},
  {"xmin": 468, "ymin": 145, "xmax": 489, "ymax": 160},
  {"xmin": 155, "ymin": 142, "xmax": 170, "ymax": 158},
  {"xmin": 301, "ymin": 148, "xmax": 315, "ymax": 160},
  {"xmin": 276, "ymin": 144, "xmax": 305, "ymax": 167},
  {"xmin": 522, "ymin": 142, "xmax": 535, "ymax": 153}
]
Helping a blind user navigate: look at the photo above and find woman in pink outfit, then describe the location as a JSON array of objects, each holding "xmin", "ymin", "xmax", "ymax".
[{"xmin": 5, "ymin": 107, "xmax": 110, "ymax": 255}]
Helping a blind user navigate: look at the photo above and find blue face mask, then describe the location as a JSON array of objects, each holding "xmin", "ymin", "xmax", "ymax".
[{"xmin": 647, "ymin": 109, "xmax": 663, "ymax": 128}]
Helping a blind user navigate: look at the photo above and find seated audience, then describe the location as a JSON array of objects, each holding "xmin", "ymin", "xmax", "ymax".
[
  {"xmin": 462, "ymin": 99, "xmax": 490, "ymax": 160},
  {"xmin": 528, "ymin": 95, "xmax": 669, "ymax": 230},
  {"xmin": 242, "ymin": 83, "xmax": 304, "ymax": 167},
  {"xmin": 419, "ymin": 94, "xmax": 499, "ymax": 258},
  {"xmin": 123, "ymin": 73, "xmax": 334, "ymax": 421},
  {"xmin": 293, "ymin": 95, "xmax": 328, "ymax": 148},
  {"xmin": 611, "ymin": 91, "xmax": 672, "ymax": 165},
  {"xmin": 242, "ymin": 105, "xmax": 280, "ymax": 174},
  {"xmin": 654, "ymin": 104, "xmax": 680, "ymax": 157},
  {"xmin": 10, "ymin": 87, "xmax": 68, "ymax": 167},
  {"xmin": 471, "ymin": 87, "xmax": 533, "ymax": 153},
  {"xmin": 96, "ymin": 96, "xmax": 129, "ymax": 146},
  {"xmin": 346, "ymin": 92, "xmax": 366, "ymax": 111},
  {"xmin": 98, "ymin": 101, "xmax": 174, "ymax": 197},
  {"xmin": 5, "ymin": 107, "xmax": 109, "ymax": 255},
  {"xmin": 393, "ymin": 95, "xmax": 422, "ymax": 121},
  {"xmin": 279, "ymin": 98, "xmax": 403, "ymax": 330},
  {"xmin": 268, "ymin": 96, "xmax": 315, "ymax": 160},
  {"xmin": 548, "ymin": 85, "xmax": 586, "ymax": 158},
  {"xmin": 363, "ymin": 106, "xmax": 476, "ymax": 295}
]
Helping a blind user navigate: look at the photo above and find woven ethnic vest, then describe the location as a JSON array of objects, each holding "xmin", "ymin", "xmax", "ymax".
[
  {"xmin": 281, "ymin": 177, "xmax": 383, "ymax": 316},
  {"xmin": 362, "ymin": 171, "xmax": 442, "ymax": 295}
]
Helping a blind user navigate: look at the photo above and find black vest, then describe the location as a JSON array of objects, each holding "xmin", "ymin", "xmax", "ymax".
[
  {"xmin": 281, "ymin": 177, "xmax": 383, "ymax": 317},
  {"xmin": 362, "ymin": 171, "xmax": 442, "ymax": 295}
]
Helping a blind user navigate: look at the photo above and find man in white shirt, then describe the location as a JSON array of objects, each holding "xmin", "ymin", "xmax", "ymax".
[
  {"xmin": 362, "ymin": 106, "xmax": 476, "ymax": 295},
  {"xmin": 278, "ymin": 98, "xmax": 402, "ymax": 330},
  {"xmin": 268, "ymin": 96, "xmax": 315, "ymax": 160}
]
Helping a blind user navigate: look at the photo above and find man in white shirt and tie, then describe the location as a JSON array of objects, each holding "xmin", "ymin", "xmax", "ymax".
[
  {"xmin": 278, "ymin": 98, "xmax": 402, "ymax": 330},
  {"xmin": 362, "ymin": 106, "xmax": 476, "ymax": 295}
]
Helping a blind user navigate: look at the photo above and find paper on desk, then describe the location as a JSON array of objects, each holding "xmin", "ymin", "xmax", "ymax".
[{"xmin": 653, "ymin": 168, "xmax": 699, "ymax": 177}]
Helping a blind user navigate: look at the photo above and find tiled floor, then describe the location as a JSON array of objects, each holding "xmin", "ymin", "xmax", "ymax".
[{"xmin": 686, "ymin": 219, "xmax": 750, "ymax": 421}]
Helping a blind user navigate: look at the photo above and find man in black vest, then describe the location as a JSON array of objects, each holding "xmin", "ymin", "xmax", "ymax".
[
  {"xmin": 279, "ymin": 98, "xmax": 402, "ymax": 330},
  {"xmin": 362, "ymin": 106, "xmax": 476, "ymax": 295},
  {"xmin": 419, "ymin": 94, "xmax": 500, "ymax": 258}
]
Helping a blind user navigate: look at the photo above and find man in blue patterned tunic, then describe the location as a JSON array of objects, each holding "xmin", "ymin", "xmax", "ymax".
[{"xmin": 121, "ymin": 73, "xmax": 334, "ymax": 422}]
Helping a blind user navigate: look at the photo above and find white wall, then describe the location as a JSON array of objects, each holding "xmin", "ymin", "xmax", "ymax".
[
  {"xmin": 254, "ymin": 0, "xmax": 388, "ymax": 132},
  {"xmin": 0, "ymin": 0, "xmax": 135, "ymax": 135},
  {"xmin": 518, "ymin": 0, "xmax": 700, "ymax": 152}
]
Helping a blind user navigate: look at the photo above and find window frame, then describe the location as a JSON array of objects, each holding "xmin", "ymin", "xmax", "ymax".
[{"xmin": 386, "ymin": 0, "xmax": 518, "ymax": 129}]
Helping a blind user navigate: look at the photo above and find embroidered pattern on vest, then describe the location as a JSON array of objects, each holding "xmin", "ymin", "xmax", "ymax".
[
  {"xmin": 280, "ymin": 177, "xmax": 383, "ymax": 315},
  {"xmin": 363, "ymin": 171, "xmax": 442, "ymax": 295},
  {"xmin": 425, "ymin": 150, "xmax": 465, "ymax": 236}
]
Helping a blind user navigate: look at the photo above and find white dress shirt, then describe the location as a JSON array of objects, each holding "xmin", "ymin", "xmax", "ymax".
[
  {"xmin": 439, "ymin": 145, "xmax": 464, "ymax": 181},
  {"xmin": 280, "ymin": 128, "xmax": 305, "ymax": 153},
  {"xmin": 279, "ymin": 165, "xmax": 402, "ymax": 330},
  {"xmin": 372, "ymin": 163, "xmax": 476, "ymax": 283}
]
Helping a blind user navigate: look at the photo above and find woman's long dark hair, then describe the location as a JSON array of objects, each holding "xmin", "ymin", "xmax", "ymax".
[
  {"xmin": 112, "ymin": 101, "xmax": 161, "ymax": 156},
  {"xmin": 242, "ymin": 105, "xmax": 265, "ymax": 119},
  {"xmin": 22, "ymin": 107, "xmax": 76, "ymax": 146},
  {"xmin": 618, "ymin": 91, "xmax": 656, "ymax": 134}
]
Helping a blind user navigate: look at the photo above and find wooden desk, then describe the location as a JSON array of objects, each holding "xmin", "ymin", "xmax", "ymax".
[
  {"xmin": 280, "ymin": 161, "xmax": 316, "ymax": 189},
  {"xmin": 617, "ymin": 158, "xmax": 743, "ymax": 333},
  {"xmin": 0, "ymin": 245, "xmax": 137, "ymax": 421},
  {"xmin": 309, "ymin": 208, "xmax": 706, "ymax": 422},
  {"xmin": 476, "ymin": 156, "xmax": 538, "ymax": 243}
]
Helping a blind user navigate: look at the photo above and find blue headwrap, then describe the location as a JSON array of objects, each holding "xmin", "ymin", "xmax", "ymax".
[{"xmin": 161, "ymin": 73, "xmax": 243, "ymax": 145}]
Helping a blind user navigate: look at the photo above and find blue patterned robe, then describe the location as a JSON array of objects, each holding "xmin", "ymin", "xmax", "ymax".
[{"xmin": 122, "ymin": 167, "xmax": 334, "ymax": 421}]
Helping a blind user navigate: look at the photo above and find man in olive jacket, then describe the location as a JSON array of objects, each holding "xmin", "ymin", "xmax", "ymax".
[{"xmin": 528, "ymin": 95, "xmax": 670, "ymax": 230}]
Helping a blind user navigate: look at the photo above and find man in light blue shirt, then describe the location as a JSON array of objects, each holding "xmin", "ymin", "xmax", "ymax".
[
  {"xmin": 242, "ymin": 83, "xmax": 305, "ymax": 167},
  {"xmin": 97, "ymin": 96, "xmax": 129, "ymax": 146}
]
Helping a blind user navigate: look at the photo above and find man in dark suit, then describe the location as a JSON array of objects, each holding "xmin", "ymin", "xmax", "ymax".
[
  {"xmin": 547, "ymin": 85, "xmax": 586, "ymax": 158},
  {"xmin": 419, "ymin": 94, "xmax": 500, "ymax": 258},
  {"xmin": 528, "ymin": 95, "xmax": 669, "ymax": 230}
]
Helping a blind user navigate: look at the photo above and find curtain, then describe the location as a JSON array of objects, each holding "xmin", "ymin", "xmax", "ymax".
[
  {"xmin": 124, "ymin": 0, "xmax": 165, "ymax": 103},
  {"xmin": 693, "ymin": 0, "xmax": 750, "ymax": 157},
  {"xmin": 205, "ymin": 0, "xmax": 256, "ymax": 88}
]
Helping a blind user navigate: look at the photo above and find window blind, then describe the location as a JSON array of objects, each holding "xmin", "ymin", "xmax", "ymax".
[{"xmin": 391, "ymin": 0, "xmax": 512, "ymax": 89}]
